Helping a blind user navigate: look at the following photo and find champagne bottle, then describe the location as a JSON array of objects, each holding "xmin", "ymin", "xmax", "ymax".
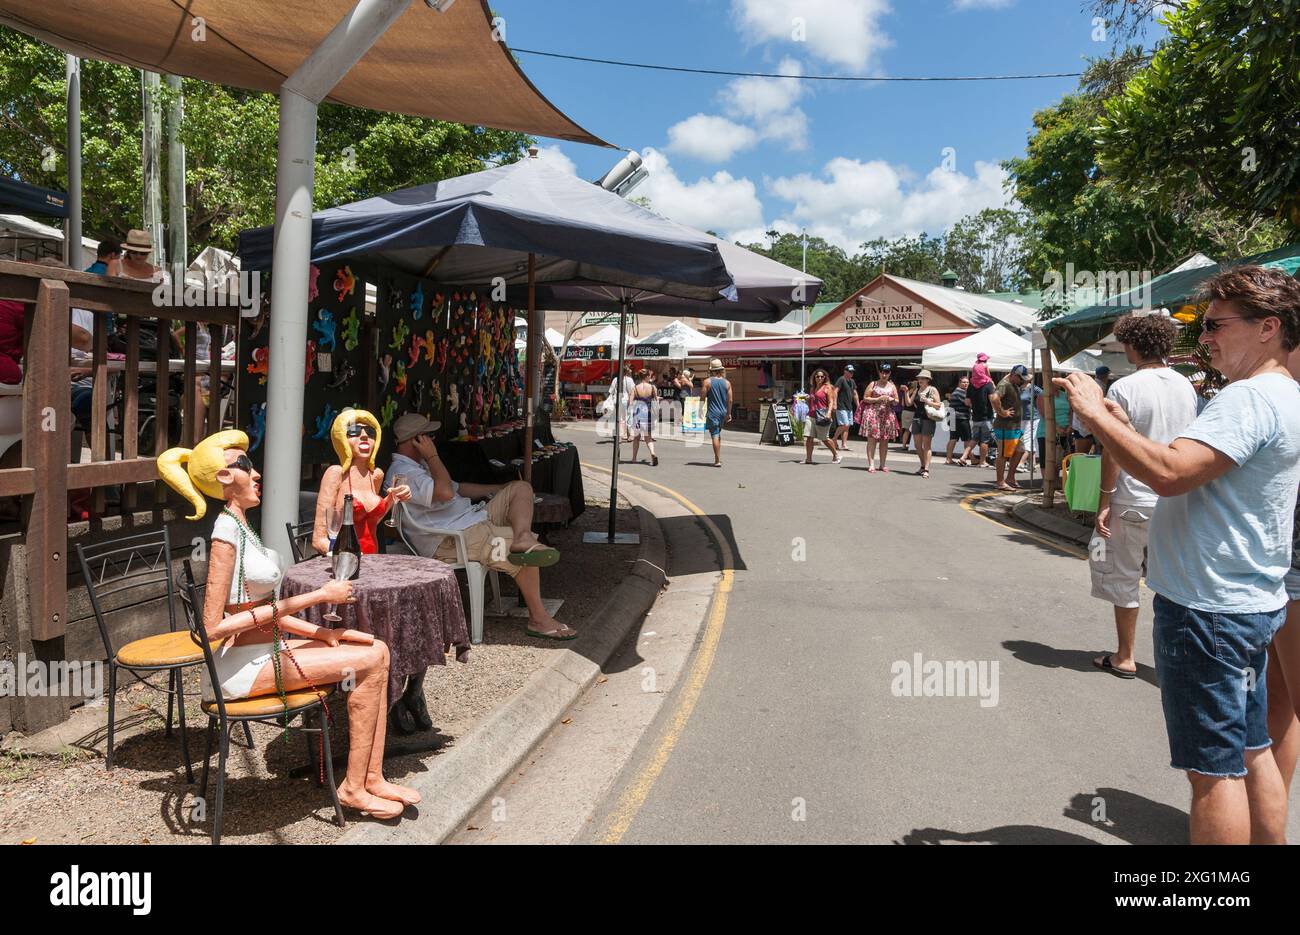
[{"xmin": 333, "ymin": 494, "xmax": 362, "ymax": 581}]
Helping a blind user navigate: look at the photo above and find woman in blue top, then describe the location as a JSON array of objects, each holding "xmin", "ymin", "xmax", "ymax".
[{"xmin": 702, "ymin": 358, "xmax": 732, "ymax": 468}]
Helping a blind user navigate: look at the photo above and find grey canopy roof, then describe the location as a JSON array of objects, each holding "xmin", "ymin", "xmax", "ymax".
[
  {"xmin": 238, "ymin": 158, "xmax": 819, "ymax": 322},
  {"xmin": 237, "ymin": 157, "xmax": 749, "ymax": 310}
]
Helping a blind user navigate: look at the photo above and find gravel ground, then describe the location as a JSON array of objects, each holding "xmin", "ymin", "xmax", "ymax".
[{"xmin": 0, "ymin": 484, "xmax": 641, "ymax": 845}]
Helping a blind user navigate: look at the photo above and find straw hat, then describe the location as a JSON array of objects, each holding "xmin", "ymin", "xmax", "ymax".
[
  {"xmin": 122, "ymin": 229, "xmax": 153, "ymax": 254},
  {"xmin": 917, "ymin": 369, "xmax": 933, "ymax": 380},
  {"xmin": 708, "ymin": 358, "xmax": 725, "ymax": 373}
]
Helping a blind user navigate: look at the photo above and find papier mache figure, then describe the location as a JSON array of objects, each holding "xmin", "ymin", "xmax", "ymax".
[
  {"xmin": 157, "ymin": 430, "xmax": 419, "ymax": 819},
  {"xmin": 312, "ymin": 409, "xmax": 411, "ymax": 557}
]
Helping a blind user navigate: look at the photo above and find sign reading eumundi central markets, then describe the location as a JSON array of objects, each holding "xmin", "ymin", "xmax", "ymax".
[{"xmin": 844, "ymin": 303, "xmax": 924, "ymax": 330}]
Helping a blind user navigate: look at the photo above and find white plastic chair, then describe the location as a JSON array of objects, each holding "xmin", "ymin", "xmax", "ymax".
[{"xmin": 394, "ymin": 508, "xmax": 502, "ymax": 645}]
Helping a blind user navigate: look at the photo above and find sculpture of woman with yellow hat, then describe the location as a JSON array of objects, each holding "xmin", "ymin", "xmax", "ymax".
[
  {"xmin": 312, "ymin": 408, "xmax": 410, "ymax": 557},
  {"xmin": 158, "ymin": 429, "xmax": 419, "ymax": 819}
]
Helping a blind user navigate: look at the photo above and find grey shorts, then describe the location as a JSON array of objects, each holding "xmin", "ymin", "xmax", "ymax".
[
  {"xmin": 803, "ymin": 416, "xmax": 831, "ymax": 441},
  {"xmin": 1287, "ymin": 567, "xmax": 1300, "ymax": 602},
  {"xmin": 911, "ymin": 415, "xmax": 937, "ymax": 436},
  {"xmin": 971, "ymin": 420, "xmax": 994, "ymax": 444},
  {"xmin": 1089, "ymin": 506, "xmax": 1151, "ymax": 608}
]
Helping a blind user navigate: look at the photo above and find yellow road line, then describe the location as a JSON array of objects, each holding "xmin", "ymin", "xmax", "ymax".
[
  {"xmin": 959, "ymin": 490, "xmax": 1089, "ymax": 559},
  {"xmin": 581, "ymin": 461, "xmax": 733, "ymax": 844}
]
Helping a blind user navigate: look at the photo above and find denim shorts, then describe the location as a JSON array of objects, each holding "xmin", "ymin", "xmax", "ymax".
[
  {"xmin": 834, "ymin": 410, "xmax": 854, "ymax": 427},
  {"xmin": 1152, "ymin": 594, "xmax": 1285, "ymax": 777},
  {"xmin": 705, "ymin": 415, "xmax": 725, "ymax": 437},
  {"xmin": 1287, "ymin": 567, "xmax": 1300, "ymax": 602}
]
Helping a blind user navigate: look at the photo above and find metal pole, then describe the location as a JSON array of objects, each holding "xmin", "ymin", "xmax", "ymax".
[
  {"xmin": 165, "ymin": 74, "xmax": 187, "ymax": 284},
  {"xmin": 522, "ymin": 253, "xmax": 537, "ymax": 484},
  {"xmin": 64, "ymin": 55, "xmax": 82, "ymax": 268},
  {"xmin": 800, "ymin": 229, "xmax": 807, "ymax": 389},
  {"xmin": 608, "ymin": 302, "xmax": 627, "ymax": 541},
  {"xmin": 261, "ymin": 0, "xmax": 415, "ymax": 548},
  {"xmin": 141, "ymin": 71, "xmax": 165, "ymax": 270}
]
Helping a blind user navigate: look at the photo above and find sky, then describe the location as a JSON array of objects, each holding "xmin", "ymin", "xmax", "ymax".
[{"xmin": 490, "ymin": 0, "xmax": 1150, "ymax": 254}]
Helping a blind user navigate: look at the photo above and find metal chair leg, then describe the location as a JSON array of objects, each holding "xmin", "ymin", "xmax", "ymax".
[
  {"xmin": 212, "ymin": 724, "xmax": 229, "ymax": 846},
  {"xmin": 319, "ymin": 708, "xmax": 345, "ymax": 828},
  {"xmin": 243, "ymin": 722, "xmax": 255, "ymax": 749},
  {"xmin": 306, "ymin": 718, "xmax": 319, "ymax": 786},
  {"xmin": 199, "ymin": 716, "xmax": 215, "ymax": 801},
  {"xmin": 105, "ymin": 662, "xmax": 118, "ymax": 770},
  {"xmin": 175, "ymin": 669, "xmax": 193, "ymax": 783},
  {"xmin": 165, "ymin": 668, "xmax": 175, "ymax": 737}
]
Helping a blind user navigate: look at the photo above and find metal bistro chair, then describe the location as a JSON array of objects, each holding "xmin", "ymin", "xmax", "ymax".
[
  {"xmin": 394, "ymin": 507, "xmax": 502, "ymax": 644},
  {"xmin": 177, "ymin": 560, "xmax": 344, "ymax": 845},
  {"xmin": 75, "ymin": 527, "xmax": 200, "ymax": 782},
  {"xmin": 284, "ymin": 520, "xmax": 319, "ymax": 565}
]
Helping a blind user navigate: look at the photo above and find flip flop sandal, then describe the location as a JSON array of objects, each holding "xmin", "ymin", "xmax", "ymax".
[
  {"xmin": 526, "ymin": 625, "xmax": 577, "ymax": 641},
  {"xmin": 1094, "ymin": 654, "xmax": 1137, "ymax": 679},
  {"xmin": 508, "ymin": 543, "xmax": 560, "ymax": 567}
]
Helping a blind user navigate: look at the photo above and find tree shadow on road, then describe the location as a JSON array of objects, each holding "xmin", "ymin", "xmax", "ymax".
[
  {"xmin": 1002, "ymin": 639, "xmax": 1158, "ymax": 687},
  {"xmin": 896, "ymin": 787, "xmax": 1186, "ymax": 844}
]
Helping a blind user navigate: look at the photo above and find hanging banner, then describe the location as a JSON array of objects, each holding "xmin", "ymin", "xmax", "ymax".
[
  {"xmin": 682, "ymin": 396, "xmax": 705, "ymax": 433},
  {"xmin": 564, "ymin": 344, "xmax": 613, "ymax": 361},
  {"xmin": 629, "ymin": 343, "xmax": 670, "ymax": 359}
]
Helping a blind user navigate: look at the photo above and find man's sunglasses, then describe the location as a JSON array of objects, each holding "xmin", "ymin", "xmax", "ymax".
[
  {"xmin": 227, "ymin": 454, "xmax": 255, "ymax": 473},
  {"xmin": 345, "ymin": 423, "xmax": 377, "ymax": 439},
  {"xmin": 1201, "ymin": 315, "xmax": 1273, "ymax": 334}
]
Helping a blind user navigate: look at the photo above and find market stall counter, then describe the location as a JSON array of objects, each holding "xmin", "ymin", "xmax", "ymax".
[{"xmin": 436, "ymin": 419, "xmax": 584, "ymax": 524}]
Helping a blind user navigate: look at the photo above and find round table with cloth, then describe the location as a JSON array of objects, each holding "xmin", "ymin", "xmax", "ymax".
[{"xmin": 281, "ymin": 554, "xmax": 469, "ymax": 704}]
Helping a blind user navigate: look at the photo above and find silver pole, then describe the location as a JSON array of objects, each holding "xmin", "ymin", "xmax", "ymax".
[
  {"xmin": 141, "ymin": 71, "xmax": 165, "ymax": 269},
  {"xmin": 64, "ymin": 55, "xmax": 82, "ymax": 268},
  {"xmin": 261, "ymin": 0, "xmax": 415, "ymax": 547},
  {"xmin": 800, "ymin": 229, "xmax": 808, "ymax": 389},
  {"xmin": 165, "ymin": 74, "xmax": 187, "ymax": 284},
  {"xmin": 608, "ymin": 302, "xmax": 627, "ymax": 541}
]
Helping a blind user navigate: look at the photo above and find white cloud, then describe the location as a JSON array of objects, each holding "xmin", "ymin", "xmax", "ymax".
[
  {"xmin": 766, "ymin": 157, "xmax": 1013, "ymax": 251},
  {"xmin": 638, "ymin": 148, "xmax": 765, "ymax": 235},
  {"xmin": 730, "ymin": 0, "xmax": 893, "ymax": 72},
  {"xmin": 535, "ymin": 145, "xmax": 577, "ymax": 175},
  {"xmin": 666, "ymin": 114, "xmax": 760, "ymax": 162},
  {"xmin": 720, "ymin": 57, "xmax": 810, "ymax": 150}
]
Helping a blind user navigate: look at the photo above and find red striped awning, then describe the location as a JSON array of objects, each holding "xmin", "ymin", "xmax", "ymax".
[
  {"xmin": 822, "ymin": 331, "xmax": 975, "ymax": 354},
  {"xmin": 703, "ymin": 331, "xmax": 975, "ymax": 359}
]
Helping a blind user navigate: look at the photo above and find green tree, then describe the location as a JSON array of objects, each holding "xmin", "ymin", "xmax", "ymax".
[
  {"xmin": 1095, "ymin": 0, "xmax": 1300, "ymax": 231},
  {"xmin": 0, "ymin": 28, "xmax": 533, "ymax": 256}
]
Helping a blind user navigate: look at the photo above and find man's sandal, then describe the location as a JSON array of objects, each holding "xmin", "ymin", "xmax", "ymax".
[{"xmin": 508, "ymin": 543, "xmax": 560, "ymax": 567}]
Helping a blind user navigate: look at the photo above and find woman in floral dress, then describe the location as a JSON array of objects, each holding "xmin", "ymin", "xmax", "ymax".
[{"xmin": 857, "ymin": 363, "xmax": 899, "ymax": 473}]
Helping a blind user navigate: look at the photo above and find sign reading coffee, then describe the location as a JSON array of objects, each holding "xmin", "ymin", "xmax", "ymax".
[
  {"xmin": 844, "ymin": 303, "xmax": 924, "ymax": 331},
  {"xmin": 629, "ymin": 343, "xmax": 669, "ymax": 359}
]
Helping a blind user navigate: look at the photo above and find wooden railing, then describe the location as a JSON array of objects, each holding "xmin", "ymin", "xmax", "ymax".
[{"xmin": 0, "ymin": 260, "xmax": 238, "ymax": 640}]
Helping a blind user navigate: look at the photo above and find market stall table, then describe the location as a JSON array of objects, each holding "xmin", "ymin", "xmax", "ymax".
[{"xmin": 281, "ymin": 554, "xmax": 469, "ymax": 706}]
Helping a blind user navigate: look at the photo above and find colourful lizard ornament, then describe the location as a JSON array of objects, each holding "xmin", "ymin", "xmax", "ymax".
[
  {"xmin": 389, "ymin": 318, "xmax": 409, "ymax": 352},
  {"xmin": 342, "ymin": 307, "xmax": 361, "ymax": 351},
  {"xmin": 423, "ymin": 330, "xmax": 436, "ymax": 365},
  {"xmin": 410, "ymin": 282, "xmax": 425, "ymax": 320},
  {"xmin": 379, "ymin": 397, "xmax": 398, "ymax": 428},
  {"xmin": 304, "ymin": 339, "xmax": 316, "ymax": 383},
  {"xmin": 394, "ymin": 361, "xmax": 408, "ymax": 397},
  {"xmin": 246, "ymin": 346, "xmax": 269, "ymax": 385},
  {"xmin": 248, "ymin": 402, "xmax": 267, "ymax": 452},
  {"xmin": 308, "ymin": 264, "xmax": 320, "ymax": 303},
  {"xmin": 333, "ymin": 265, "xmax": 356, "ymax": 303},
  {"xmin": 312, "ymin": 402, "xmax": 337, "ymax": 440},
  {"xmin": 312, "ymin": 308, "xmax": 337, "ymax": 351}
]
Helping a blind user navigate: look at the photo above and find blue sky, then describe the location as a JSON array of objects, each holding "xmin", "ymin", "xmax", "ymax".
[{"xmin": 492, "ymin": 0, "xmax": 1154, "ymax": 253}]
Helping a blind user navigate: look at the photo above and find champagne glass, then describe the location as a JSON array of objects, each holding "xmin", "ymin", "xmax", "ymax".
[
  {"xmin": 322, "ymin": 551, "xmax": 359, "ymax": 623},
  {"xmin": 386, "ymin": 473, "xmax": 408, "ymax": 528},
  {"xmin": 325, "ymin": 506, "xmax": 343, "ymax": 557}
]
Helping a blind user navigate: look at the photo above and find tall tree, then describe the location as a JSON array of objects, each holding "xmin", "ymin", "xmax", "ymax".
[
  {"xmin": 0, "ymin": 28, "xmax": 533, "ymax": 256},
  {"xmin": 1095, "ymin": 0, "xmax": 1300, "ymax": 232}
]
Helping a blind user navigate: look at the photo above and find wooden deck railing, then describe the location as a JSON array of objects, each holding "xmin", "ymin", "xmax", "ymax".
[{"xmin": 0, "ymin": 260, "xmax": 238, "ymax": 640}]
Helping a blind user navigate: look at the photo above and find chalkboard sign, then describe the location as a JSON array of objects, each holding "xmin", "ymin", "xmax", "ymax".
[
  {"xmin": 541, "ymin": 359, "xmax": 557, "ymax": 413},
  {"xmin": 766, "ymin": 402, "xmax": 795, "ymax": 446}
]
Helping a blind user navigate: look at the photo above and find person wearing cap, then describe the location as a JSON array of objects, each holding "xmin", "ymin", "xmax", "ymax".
[
  {"xmin": 993, "ymin": 365, "xmax": 1028, "ymax": 490},
  {"xmin": 385, "ymin": 413, "xmax": 573, "ymax": 641},
  {"xmin": 858, "ymin": 363, "xmax": 899, "ymax": 472},
  {"xmin": 702, "ymin": 358, "xmax": 733, "ymax": 467},
  {"xmin": 905, "ymin": 369, "xmax": 941, "ymax": 477},
  {"xmin": 832, "ymin": 364, "xmax": 860, "ymax": 451}
]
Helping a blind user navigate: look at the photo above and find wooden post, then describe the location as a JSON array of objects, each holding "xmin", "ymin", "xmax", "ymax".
[
  {"xmin": 22, "ymin": 280, "xmax": 71, "ymax": 640},
  {"xmin": 89, "ymin": 307, "xmax": 109, "ymax": 517},
  {"xmin": 1041, "ymin": 346, "xmax": 1057, "ymax": 508},
  {"xmin": 122, "ymin": 317, "xmax": 140, "ymax": 512},
  {"xmin": 522, "ymin": 253, "xmax": 537, "ymax": 484},
  {"xmin": 182, "ymin": 320, "xmax": 198, "ymax": 447},
  {"xmin": 206, "ymin": 323, "xmax": 222, "ymax": 435},
  {"xmin": 154, "ymin": 317, "xmax": 172, "ymax": 510}
]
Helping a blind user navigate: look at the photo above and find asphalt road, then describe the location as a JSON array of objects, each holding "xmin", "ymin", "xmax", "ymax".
[{"xmin": 556, "ymin": 424, "xmax": 1300, "ymax": 845}]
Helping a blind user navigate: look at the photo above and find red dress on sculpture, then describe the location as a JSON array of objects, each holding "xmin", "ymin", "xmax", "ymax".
[{"xmin": 352, "ymin": 496, "xmax": 386, "ymax": 554}]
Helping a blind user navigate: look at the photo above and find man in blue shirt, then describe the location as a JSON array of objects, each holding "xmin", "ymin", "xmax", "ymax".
[
  {"xmin": 1058, "ymin": 266, "xmax": 1300, "ymax": 844},
  {"xmin": 85, "ymin": 237, "xmax": 122, "ymax": 276}
]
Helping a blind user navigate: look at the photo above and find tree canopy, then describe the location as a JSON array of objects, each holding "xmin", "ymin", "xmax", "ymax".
[{"xmin": 0, "ymin": 28, "xmax": 533, "ymax": 257}]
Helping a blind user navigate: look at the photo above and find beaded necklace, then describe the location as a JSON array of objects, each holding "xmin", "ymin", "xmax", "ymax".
[{"xmin": 221, "ymin": 507, "xmax": 333, "ymax": 781}]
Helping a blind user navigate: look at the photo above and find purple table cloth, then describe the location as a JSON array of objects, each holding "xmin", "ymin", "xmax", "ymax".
[{"xmin": 282, "ymin": 554, "xmax": 468, "ymax": 702}]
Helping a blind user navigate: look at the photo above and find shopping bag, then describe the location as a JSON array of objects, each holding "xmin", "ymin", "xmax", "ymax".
[{"xmin": 1065, "ymin": 453, "xmax": 1102, "ymax": 513}]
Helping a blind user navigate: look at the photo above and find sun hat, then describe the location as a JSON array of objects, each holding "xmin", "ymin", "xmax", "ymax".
[
  {"xmin": 393, "ymin": 413, "xmax": 443, "ymax": 443},
  {"xmin": 917, "ymin": 369, "xmax": 933, "ymax": 380},
  {"xmin": 976, "ymin": 352, "xmax": 990, "ymax": 363},
  {"xmin": 708, "ymin": 358, "xmax": 725, "ymax": 372},
  {"xmin": 122, "ymin": 229, "xmax": 154, "ymax": 254}
]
